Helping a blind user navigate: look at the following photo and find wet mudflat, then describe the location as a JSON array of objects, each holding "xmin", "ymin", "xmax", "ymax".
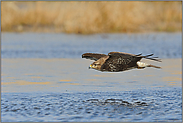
[{"xmin": 1, "ymin": 33, "xmax": 182, "ymax": 122}]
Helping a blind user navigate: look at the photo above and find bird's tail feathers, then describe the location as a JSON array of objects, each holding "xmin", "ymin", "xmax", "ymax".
[
  {"xmin": 137, "ymin": 61, "xmax": 161, "ymax": 69},
  {"xmin": 147, "ymin": 64, "xmax": 161, "ymax": 69}
]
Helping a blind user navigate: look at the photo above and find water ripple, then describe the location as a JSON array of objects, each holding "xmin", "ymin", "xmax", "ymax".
[{"xmin": 1, "ymin": 88, "xmax": 182, "ymax": 122}]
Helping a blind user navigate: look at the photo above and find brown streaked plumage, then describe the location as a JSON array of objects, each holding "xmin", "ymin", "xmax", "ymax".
[{"xmin": 82, "ymin": 52, "xmax": 161, "ymax": 72}]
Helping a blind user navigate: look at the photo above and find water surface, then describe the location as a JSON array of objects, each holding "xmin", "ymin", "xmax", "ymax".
[{"xmin": 1, "ymin": 33, "xmax": 181, "ymax": 58}]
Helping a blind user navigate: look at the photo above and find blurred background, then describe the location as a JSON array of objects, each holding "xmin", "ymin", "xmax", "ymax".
[
  {"xmin": 1, "ymin": 1, "xmax": 182, "ymax": 34},
  {"xmin": 1, "ymin": 1, "xmax": 182, "ymax": 59}
]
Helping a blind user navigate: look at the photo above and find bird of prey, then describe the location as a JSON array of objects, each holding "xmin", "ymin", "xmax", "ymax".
[{"xmin": 82, "ymin": 52, "xmax": 161, "ymax": 72}]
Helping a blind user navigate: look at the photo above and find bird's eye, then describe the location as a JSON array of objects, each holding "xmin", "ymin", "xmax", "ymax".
[{"xmin": 93, "ymin": 63, "xmax": 99, "ymax": 67}]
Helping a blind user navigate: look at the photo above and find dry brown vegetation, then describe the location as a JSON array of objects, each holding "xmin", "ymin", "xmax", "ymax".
[{"xmin": 1, "ymin": 1, "xmax": 182, "ymax": 34}]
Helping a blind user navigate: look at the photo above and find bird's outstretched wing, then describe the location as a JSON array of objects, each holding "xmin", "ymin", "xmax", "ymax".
[
  {"xmin": 108, "ymin": 52, "xmax": 161, "ymax": 62},
  {"xmin": 82, "ymin": 53, "xmax": 107, "ymax": 61},
  {"xmin": 108, "ymin": 52, "xmax": 140, "ymax": 56}
]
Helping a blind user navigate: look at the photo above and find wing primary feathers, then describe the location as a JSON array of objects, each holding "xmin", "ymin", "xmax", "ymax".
[
  {"xmin": 145, "ymin": 57, "xmax": 162, "ymax": 62},
  {"xmin": 150, "ymin": 56, "xmax": 159, "ymax": 58},
  {"xmin": 82, "ymin": 53, "xmax": 107, "ymax": 61},
  {"xmin": 142, "ymin": 53, "xmax": 154, "ymax": 58},
  {"xmin": 135, "ymin": 53, "xmax": 142, "ymax": 56},
  {"xmin": 140, "ymin": 54, "xmax": 162, "ymax": 62}
]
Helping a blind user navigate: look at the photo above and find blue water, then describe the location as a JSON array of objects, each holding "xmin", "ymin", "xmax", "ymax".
[
  {"xmin": 1, "ymin": 88, "xmax": 182, "ymax": 122},
  {"xmin": 1, "ymin": 32, "xmax": 182, "ymax": 122},
  {"xmin": 1, "ymin": 33, "xmax": 182, "ymax": 58}
]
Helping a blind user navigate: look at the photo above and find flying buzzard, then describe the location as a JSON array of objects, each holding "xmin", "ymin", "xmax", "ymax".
[{"xmin": 82, "ymin": 52, "xmax": 161, "ymax": 72}]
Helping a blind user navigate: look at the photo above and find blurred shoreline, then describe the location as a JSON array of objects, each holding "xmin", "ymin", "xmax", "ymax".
[{"xmin": 1, "ymin": 1, "xmax": 182, "ymax": 34}]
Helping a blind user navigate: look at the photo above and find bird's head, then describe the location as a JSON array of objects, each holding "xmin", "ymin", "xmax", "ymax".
[
  {"xmin": 89, "ymin": 61, "xmax": 101, "ymax": 70},
  {"xmin": 88, "ymin": 55, "xmax": 109, "ymax": 71}
]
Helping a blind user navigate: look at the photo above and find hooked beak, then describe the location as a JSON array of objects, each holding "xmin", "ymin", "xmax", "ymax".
[{"xmin": 89, "ymin": 65, "xmax": 92, "ymax": 69}]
